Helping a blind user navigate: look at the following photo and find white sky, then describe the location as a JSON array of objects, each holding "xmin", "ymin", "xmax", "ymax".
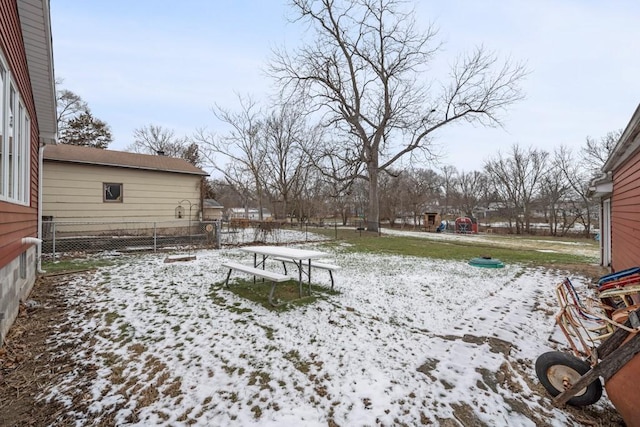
[{"xmin": 49, "ymin": 1, "xmax": 640, "ymax": 172}]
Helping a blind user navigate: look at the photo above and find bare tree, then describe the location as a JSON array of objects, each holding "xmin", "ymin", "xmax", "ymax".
[
  {"xmin": 556, "ymin": 145, "xmax": 598, "ymax": 237},
  {"xmin": 582, "ymin": 129, "xmax": 622, "ymax": 175},
  {"xmin": 195, "ymin": 95, "xmax": 269, "ymax": 219},
  {"xmin": 378, "ymin": 170, "xmax": 404, "ymax": 226},
  {"xmin": 539, "ymin": 153, "xmax": 573, "ymax": 236},
  {"xmin": 403, "ymin": 168, "xmax": 441, "ymax": 226},
  {"xmin": 439, "ymin": 165, "xmax": 457, "ymax": 215},
  {"xmin": 56, "ymin": 81, "xmax": 113, "ymax": 148},
  {"xmin": 269, "ymin": 0, "xmax": 526, "ymax": 231},
  {"xmin": 452, "ymin": 170, "xmax": 488, "ymax": 218},
  {"xmin": 129, "ymin": 125, "xmax": 181, "ymax": 155},
  {"xmin": 484, "ymin": 145, "xmax": 548, "ymax": 234},
  {"xmin": 261, "ymin": 103, "xmax": 320, "ymax": 220},
  {"xmin": 128, "ymin": 124, "xmax": 201, "ymax": 165},
  {"xmin": 56, "ymin": 88, "xmax": 88, "ymax": 126}
]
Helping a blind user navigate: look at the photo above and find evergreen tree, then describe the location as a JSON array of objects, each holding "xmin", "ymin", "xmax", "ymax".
[{"xmin": 58, "ymin": 111, "xmax": 113, "ymax": 148}]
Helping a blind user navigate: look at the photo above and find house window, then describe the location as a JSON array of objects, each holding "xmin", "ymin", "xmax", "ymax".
[
  {"xmin": 19, "ymin": 251, "xmax": 27, "ymax": 279},
  {"xmin": 104, "ymin": 183, "xmax": 123, "ymax": 202},
  {"xmin": 0, "ymin": 53, "xmax": 31, "ymax": 205}
]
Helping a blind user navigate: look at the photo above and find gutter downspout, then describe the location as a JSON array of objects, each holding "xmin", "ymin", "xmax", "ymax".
[{"xmin": 36, "ymin": 142, "xmax": 49, "ymax": 274}]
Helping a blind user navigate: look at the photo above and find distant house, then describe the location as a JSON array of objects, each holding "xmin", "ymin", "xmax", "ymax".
[
  {"xmin": 202, "ymin": 199, "xmax": 224, "ymax": 221},
  {"xmin": 227, "ymin": 207, "xmax": 272, "ymax": 221},
  {"xmin": 0, "ymin": 0, "xmax": 57, "ymax": 345},
  {"xmin": 43, "ymin": 144, "xmax": 208, "ymax": 234},
  {"xmin": 590, "ymin": 104, "xmax": 640, "ymax": 271}
]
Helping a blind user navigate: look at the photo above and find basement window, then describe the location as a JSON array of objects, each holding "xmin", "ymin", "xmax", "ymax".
[
  {"xmin": 103, "ymin": 183, "xmax": 123, "ymax": 202},
  {"xmin": 20, "ymin": 251, "xmax": 26, "ymax": 279}
]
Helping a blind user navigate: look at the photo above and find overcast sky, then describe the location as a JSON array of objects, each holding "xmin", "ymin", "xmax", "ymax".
[{"xmin": 50, "ymin": 0, "xmax": 640, "ymax": 173}]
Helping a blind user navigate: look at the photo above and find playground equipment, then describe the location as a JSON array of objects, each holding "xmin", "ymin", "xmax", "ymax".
[{"xmin": 454, "ymin": 217, "xmax": 476, "ymax": 233}]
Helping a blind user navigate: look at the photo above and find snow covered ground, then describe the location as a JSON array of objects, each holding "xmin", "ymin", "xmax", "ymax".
[{"xmin": 42, "ymin": 229, "xmax": 612, "ymax": 426}]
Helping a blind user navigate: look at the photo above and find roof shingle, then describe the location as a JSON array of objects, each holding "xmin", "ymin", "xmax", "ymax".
[{"xmin": 43, "ymin": 144, "xmax": 209, "ymax": 176}]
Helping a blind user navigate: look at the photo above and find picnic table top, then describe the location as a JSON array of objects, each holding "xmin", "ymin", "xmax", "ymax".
[{"xmin": 239, "ymin": 245, "xmax": 327, "ymax": 261}]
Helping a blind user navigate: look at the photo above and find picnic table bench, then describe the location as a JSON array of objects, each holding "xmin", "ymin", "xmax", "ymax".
[
  {"xmin": 222, "ymin": 261, "xmax": 290, "ymax": 306},
  {"xmin": 273, "ymin": 257, "xmax": 341, "ymax": 290}
]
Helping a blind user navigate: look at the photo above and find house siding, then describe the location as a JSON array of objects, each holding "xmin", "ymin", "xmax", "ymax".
[
  {"xmin": 0, "ymin": 0, "xmax": 40, "ymax": 267},
  {"xmin": 203, "ymin": 208, "xmax": 223, "ymax": 221},
  {"xmin": 0, "ymin": 0, "xmax": 45, "ymax": 345},
  {"xmin": 611, "ymin": 145, "xmax": 640, "ymax": 271},
  {"xmin": 43, "ymin": 161, "xmax": 202, "ymax": 226}
]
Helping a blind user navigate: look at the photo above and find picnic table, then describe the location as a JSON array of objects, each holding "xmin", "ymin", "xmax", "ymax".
[{"xmin": 222, "ymin": 245, "xmax": 339, "ymax": 306}]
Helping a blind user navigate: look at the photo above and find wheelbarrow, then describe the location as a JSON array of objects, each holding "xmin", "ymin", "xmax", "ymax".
[{"xmin": 535, "ymin": 278, "xmax": 640, "ymax": 425}]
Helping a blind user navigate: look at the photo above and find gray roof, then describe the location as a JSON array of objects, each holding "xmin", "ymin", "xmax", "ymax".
[
  {"xmin": 44, "ymin": 144, "xmax": 209, "ymax": 176},
  {"xmin": 203, "ymin": 199, "xmax": 224, "ymax": 208},
  {"xmin": 18, "ymin": 0, "xmax": 57, "ymax": 143}
]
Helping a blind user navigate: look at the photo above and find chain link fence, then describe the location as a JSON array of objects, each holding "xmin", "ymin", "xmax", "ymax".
[{"xmin": 41, "ymin": 219, "xmax": 332, "ymax": 261}]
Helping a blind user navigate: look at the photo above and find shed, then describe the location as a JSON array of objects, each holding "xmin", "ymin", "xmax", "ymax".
[
  {"xmin": 42, "ymin": 144, "xmax": 208, "ymax": 235},
  {"xmin": 203, "ymin": 198, "xmax": 224, "ymax": 221}
]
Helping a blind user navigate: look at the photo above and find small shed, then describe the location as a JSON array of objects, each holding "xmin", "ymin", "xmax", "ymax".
[
  {"xmin": 423, "ymin": 212, "xmax": 441, "ymax": 232},
  {"xmin": 42, "ymin": 144, "xmax": 209, "ymax": 234},
  {"xmin": 203, "ymin": 199, "xmax": 224, "ymax": 221}
]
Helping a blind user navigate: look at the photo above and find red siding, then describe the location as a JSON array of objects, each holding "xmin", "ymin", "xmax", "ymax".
[
  {"xmin": 0, "ymin": 0, "xmax": 40, "ymax": 270},
  {"xmin": 611, "ymin": 147, "xmax": 640, "ymax": 271}
]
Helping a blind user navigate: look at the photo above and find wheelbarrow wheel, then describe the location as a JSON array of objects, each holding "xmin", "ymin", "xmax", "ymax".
[{"xmin": 535, "ymin": 351, "xmax": 602, "ymax": 406}]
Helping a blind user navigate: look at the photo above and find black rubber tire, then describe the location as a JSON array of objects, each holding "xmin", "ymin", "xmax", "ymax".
[{"xmin": 535, "ymin": 351, "xmax": 602, "ymax": 406}]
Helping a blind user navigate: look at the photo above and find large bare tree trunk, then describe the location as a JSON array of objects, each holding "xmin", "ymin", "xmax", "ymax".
[
  {"xmin": 270, "ymin": 0, "xmax": 526, "ymax": 237},
  {"xmin": 367, "ymin": 163, "xmax": 379, "ymax": 232}
]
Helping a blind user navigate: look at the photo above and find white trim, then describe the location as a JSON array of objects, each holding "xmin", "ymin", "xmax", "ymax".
[
  {"xmin": 601, "ymin": 198, "xmax": 612, "ymax": 268},
  {"xmin": 0, "ymin": 54, "xmax": 32, "ymax": 206}
]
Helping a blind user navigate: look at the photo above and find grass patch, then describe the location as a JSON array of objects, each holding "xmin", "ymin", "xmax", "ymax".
[
  {"xmin": 247, "ymin": 370, "xmax": 272, "ymax": 389},
  {"xmin": 221, "ymin": 278, "xmax": 334, "ymax": 310},
  {"xmin": 42, "ymin": 258, "xmax": 118, "ymax": 274},
  {"xmin": 104, "ymin": 311, "xmax": 121, "ymax": 326},
  {"xmin": 311, "ymin": 227, "xmax": 595, "ymax": 267},
  {"xmin": 284, "ymin": 350, "xmax": 311, "ymax": 374}
]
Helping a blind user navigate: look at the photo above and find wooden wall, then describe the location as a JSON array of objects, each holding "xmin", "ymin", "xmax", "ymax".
[
  {"xmin": 0, "ymin": 0, "xmax": 40, "ymax": 270},
  {"xmin": 611, "ymin": 144, "xmax": 640, "ymax": 271}
]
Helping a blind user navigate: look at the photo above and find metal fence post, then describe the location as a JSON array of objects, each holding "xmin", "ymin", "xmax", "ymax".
[
  {"xmin": 153, "ymin": 222, "xmax": 157, "ymax": 252},
  {"xmin": 52, "ymin": 222, "xmax": 56, "ymax": 262},
  {"xmin": 215, "ymin": 221, "xmax": 221, "ymax": 249}
]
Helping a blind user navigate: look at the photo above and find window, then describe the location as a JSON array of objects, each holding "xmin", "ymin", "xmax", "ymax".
[
  {"xmin": 19, "ymin": 251, "xmax": 27, "ymax": 279},
  {"xmin": 104, "ymin": 183, "xmax": 123, "ymax": 202},
  {"xmin": 0, "ymin": 63, "xmax": 4, "ymax": 195},
  {"xmin": 0, "ymin": 52, "xmax": 31, "ymax": 205}
]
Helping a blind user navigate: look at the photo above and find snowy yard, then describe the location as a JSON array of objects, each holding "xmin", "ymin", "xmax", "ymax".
[{"xmin": 42, "ymin": 231, "xmax": 614, "ymax": 426}]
